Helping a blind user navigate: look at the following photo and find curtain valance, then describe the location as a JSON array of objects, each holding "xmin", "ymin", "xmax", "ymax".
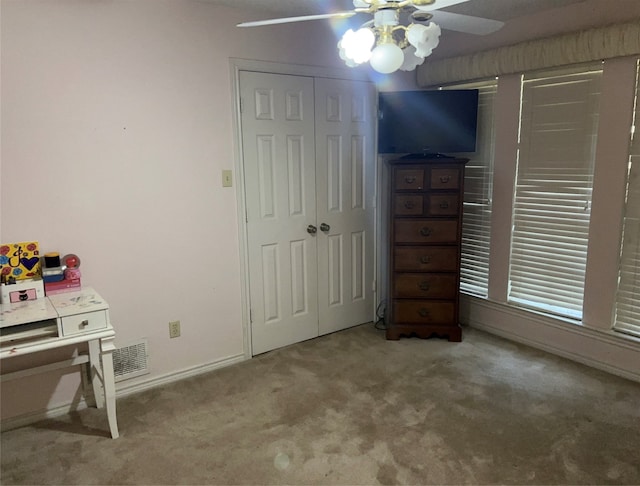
[{"xmin": 416, "ymin": 20, "xmax": 640, "ymax": 87}]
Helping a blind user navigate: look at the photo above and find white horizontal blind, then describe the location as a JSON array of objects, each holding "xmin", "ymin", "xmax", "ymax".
[
  {"xmin": 509, "ymin": 65, "xmax": 603, "ymax": 319},
  {"xmin": 614, "ymin": 60, "xmax": 640, "ymax": 337},
  {"xmin": 445, "ymin": 80, "xmax": 497, "ymax": 297}
]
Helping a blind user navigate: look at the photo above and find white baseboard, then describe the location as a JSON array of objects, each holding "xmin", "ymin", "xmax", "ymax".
[
  {"xmin": 0, "ymin": 353, "xmax": 246, "ymax": 432},
  {"xmin": 115, "ymin": 353, "xmax": 246, "ymax": 398},
  {"xmin": 461, "ymin": 295, "xmax": 640, "ymax": 383}
]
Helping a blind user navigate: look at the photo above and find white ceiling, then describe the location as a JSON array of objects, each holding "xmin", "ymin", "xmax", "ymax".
[{"xmin": 202, "ymin": 0, "xmax": 588, "ymax": 22}]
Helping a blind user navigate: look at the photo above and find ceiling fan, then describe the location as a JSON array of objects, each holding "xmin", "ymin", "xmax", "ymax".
[{"xmin": 238, "ymin": 0, "xmax": 504, "ymax": 74}]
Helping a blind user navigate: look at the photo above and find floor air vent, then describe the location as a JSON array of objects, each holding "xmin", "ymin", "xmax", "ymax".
[{"xmin": 113, "ymin": 339, "xmax": 149, "ymax": 382}]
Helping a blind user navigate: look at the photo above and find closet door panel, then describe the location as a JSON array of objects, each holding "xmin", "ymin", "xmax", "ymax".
[
  {"xmin": 315, "ymin": 78, "xmax": 376, "ymax": 335},
  {"xmin": 240, "ymin": 71, "xmax": 319, "ymax": 355}
]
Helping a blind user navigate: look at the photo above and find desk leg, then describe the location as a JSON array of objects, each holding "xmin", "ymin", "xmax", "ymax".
[
  {"xmin": 88, "ymin": 339, "xmax": 105, "ymax": 408},
  {"xmin": 100, "ymin": 335, "xmax": 119, "ymax": 439},
  {"xmin": 80, "ymin": 360, "xmax": 93, "ymax": 406}
]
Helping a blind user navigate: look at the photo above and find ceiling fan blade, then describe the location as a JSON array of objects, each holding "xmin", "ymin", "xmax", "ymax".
[
  {"xmin": 413, "ymin": 0, "xmax": 470, "ymax": 12},
  {"xmin": 238, "ymin": 12, "xmax": 356, "ymax": 28},
  {"xmin": 430, "ymin": 10, "xmax": 504, "ymax": 35}
]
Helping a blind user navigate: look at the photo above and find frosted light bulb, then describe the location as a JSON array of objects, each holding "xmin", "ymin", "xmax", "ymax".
[
  {"xmin": 338, "ymin": 28, "xmax": 375, "ymax": 65},
  {"xmin": 370, "ymin": 43, "xmax": 404, "ymax": 74}
]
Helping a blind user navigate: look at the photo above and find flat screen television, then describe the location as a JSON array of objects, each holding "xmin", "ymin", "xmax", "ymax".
[{"xmin": 378, "ymin": 89, "xmax": 479, "ymax": 157}]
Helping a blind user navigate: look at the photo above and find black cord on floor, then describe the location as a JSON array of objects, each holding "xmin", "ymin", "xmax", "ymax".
[{"xmin": 374, "ymin": 300, "xmax": 387, "ymax": 330}]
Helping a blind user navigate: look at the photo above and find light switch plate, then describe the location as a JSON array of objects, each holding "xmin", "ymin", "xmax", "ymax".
[{"xmin": 222, "ymin": 170, "xmax": 233, "ymax": 187}]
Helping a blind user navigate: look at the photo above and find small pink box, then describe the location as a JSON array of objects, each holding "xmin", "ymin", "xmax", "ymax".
[{"xmin": 44, "ymin": 278, "xmax": 81, "ymax": 295}]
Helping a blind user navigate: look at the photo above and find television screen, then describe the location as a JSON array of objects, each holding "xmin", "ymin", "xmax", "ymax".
[{"xmin": 378, "ymin": 89, "xmax": 479, "ymax": 156}]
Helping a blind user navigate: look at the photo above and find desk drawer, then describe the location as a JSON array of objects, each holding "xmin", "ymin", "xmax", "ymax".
[
  {"xmin": 395, "ymin": 169, "xmax": 425, "ymax": 190},
  {"xmin": 394, "ymin": 247, "xmax": 458, "ymax": 272},
  {"xmin": 394, "ymin": 195, "xmax": 424, "ymax": 216},
  {"xmin": 393, "ymin": 301, "xmax": 455, "ymax": 325},
  {"xmin": 394, "ymin": 220, "xmax": 458, "ymax": 244},
  {"xmin": 61, "ymin": 310, "xmax": 108, "ymax": 336},
  {"xmin": 430, "ymin": 168, "xmax": 460, "ymax": 189},
  {"xmin": 428, "ymin": 194, "xmax": 459, "ymax": 216},
  {"xmin": 393, "ymin": 274, "xmax": 457, "ymax": 299}
]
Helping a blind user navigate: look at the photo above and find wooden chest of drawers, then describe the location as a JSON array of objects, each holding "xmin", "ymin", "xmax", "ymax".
[{"xmin": 386, "ymin": 157, "xmax": 467, "ymax": 342}]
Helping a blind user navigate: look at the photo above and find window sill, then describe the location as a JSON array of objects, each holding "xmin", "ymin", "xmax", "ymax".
[{"xmin": 460, "ymin": 292, "xmax": 640, "ymax": 349}]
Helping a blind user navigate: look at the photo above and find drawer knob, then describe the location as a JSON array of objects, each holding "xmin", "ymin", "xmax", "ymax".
[
  {"xmin": 439, "ymin": 201, "xmax": 450, "ymax": 209},
  {"xmin": 440, "ymin": 176, "xmax": 451, "ymax": 183},
  {"xmin": 404, "ymin": 176, "xmax": 416, "ymax": 184},
  {"xmin": 418, "ymin": 281, "xmax": 431, "ymax": 292},
  {"xmin": 80, "ymin": 320, "xmax": 89, "ymax": 327},
  {"xmin": 418, "ymin": 308, "xmax": 429, "ymax": 318},
  {"xmin": 420, "ymin": 256, "xmax": 431, "ymax": 264},
  {"xmin": 420, "ymin": 227, "xmax": 432, "ymax": 237},
  {"xmin": 404, "ymin": 200, "xmax": 415, "ymax": 209}
]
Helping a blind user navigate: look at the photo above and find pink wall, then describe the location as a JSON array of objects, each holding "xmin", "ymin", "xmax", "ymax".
[
  {"xmin": 2, "ymin": 0, "xmax": 638, "ymax": 423},
  {"xmin": 0, "ymin": 0, "xmax": 385, "ymax": 421}
]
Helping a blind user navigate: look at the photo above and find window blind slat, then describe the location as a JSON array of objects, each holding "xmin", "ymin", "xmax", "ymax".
[
  {"xmin": 614, "ymin": 60, "xmax": 640, "ymax": 336},
  {"xmin": 508, "ymin": 66, "xmax": 602, "ymax": 319},
  {"xmin": 446, "ymin": 80, "xmax": 497, "ymax": 298}
]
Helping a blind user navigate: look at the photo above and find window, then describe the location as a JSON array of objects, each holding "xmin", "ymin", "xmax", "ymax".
[
  {"xmin": 509, "ymin": 65, "xmax": 603, "ymax": 319},
  {"xmin": 614, "ymin": 60, "xmax": 640, "ymax": 337},
  {"xmin": 446, "ymin": 80, "xmax": 498, "ymax": 297}
]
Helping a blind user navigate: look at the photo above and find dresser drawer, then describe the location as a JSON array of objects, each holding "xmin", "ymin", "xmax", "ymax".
[
  {"xmin": 60, "ymin": 310, "xmax": 108, "ymax": 336},
  {"xmin": 393, "ymin": 274, "xmax": 457, "ymax": 299},
  {"xmin": 393, "ymin": 301, "xmax": 456, "ymax": 325},
  {"xmin": 394, "ymin": 220, "xmax": 458, "ymax": 243},
  {"xmin": 394, "ymin": 195, "xmax": 424, "ymax": 216},
  {"xmin": 428, "ymin": 194, "xmax": 459, "ymax": 216},
  {"xmin": 394, "ymin": 169, "xmax": 425, "ymax": 190},
  {"xmin": 393, "ymin": 247, "xmax": 458, "ymax": 272},
  {"xmin": 430, "ymin": 168, "xmax": 460, "ymax": 190}
]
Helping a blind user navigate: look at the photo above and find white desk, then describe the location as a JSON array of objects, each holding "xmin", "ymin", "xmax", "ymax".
[{"xmin": 0, "ymin": 287, "xmax": 119, "ymax": 439}]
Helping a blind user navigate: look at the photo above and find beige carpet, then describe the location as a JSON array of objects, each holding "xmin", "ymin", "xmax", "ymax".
[{"xmin": 1, "ymin": 324, "xmax": 639, "ymax": 485}]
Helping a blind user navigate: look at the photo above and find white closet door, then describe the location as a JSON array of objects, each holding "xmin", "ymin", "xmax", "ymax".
[
  {"xmin": 240, "ymin": 71, "xmax": 319, "ymax": 355},
  {"xmin": 314, "ymin": 78, "xmax": 376, "ymax": 335}
]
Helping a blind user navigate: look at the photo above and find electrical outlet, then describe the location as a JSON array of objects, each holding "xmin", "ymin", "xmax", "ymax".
[{"xmin": 169, "ymin": 320, "xmax": 181, "ymax": 338}]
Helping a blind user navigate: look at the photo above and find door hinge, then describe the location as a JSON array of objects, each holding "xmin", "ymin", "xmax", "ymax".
[
  {"xmin": 239, "ymin": 97, "xmax": 244, "ymax": 114},
  {"xmin": 372, "ymin": 280, "xmax": 377, "ymax": 292},
  {"xmin": 249, "ymin": 308, "xmax": 253, "ymax": 323}
]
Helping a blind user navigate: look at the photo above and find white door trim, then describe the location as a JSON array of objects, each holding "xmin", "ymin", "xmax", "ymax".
[{"xmin": 229, "ymin": 58, "xmax": 378, "ymax": 359}]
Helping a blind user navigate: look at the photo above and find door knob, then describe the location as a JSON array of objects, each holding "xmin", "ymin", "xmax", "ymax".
[
  {"xmin": 320, "ymin": 223, "xmax": 330, "ymax": 232},
  {"xmin": 307, "ymin": 225, "xmax": 317, "ymax": 234}
]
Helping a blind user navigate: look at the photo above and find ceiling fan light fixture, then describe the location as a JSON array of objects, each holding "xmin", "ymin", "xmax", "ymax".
[
  {"xmin": 240, "ymin": 1, "xmax": 504, "ymax": 75},
  {"xmin": 335, "ymin": 2, "xmax": 445, "ymax": 74},
  {"xmin": 338, "ymin": 28, "xmax": 375, "ymax": 65},
  {"xmin": 407, "ymin": 22, "xmax": 441, "ymax": 57},
  {"xmin": 370, "ymin": 41, "xmax": 404, "ymax": 74},
  {"xmin": 373, "ymin": 8, "xmax": 399, "ymax": 27}
]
